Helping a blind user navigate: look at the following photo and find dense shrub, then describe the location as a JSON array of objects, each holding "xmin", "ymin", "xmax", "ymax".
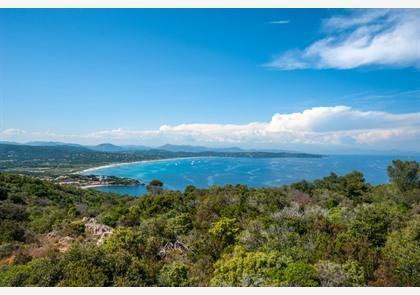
[{"xmin": 0, "ymin": 160, "xmax": 419, "ymax": 286}]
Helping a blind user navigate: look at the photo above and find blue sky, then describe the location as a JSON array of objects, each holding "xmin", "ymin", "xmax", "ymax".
[{"xmin": 0, "ymin": 9, "xmax": 419, "ymax": 152}]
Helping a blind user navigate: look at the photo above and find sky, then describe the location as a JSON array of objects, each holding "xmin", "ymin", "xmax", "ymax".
[{"xmin": 0, "ymin": 9, "xmax": 419, "ymax": 152}]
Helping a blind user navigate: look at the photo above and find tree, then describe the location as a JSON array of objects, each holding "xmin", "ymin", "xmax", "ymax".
[
  {"xmin": 103, "ymin": 249, "xmax": 149, "ymax": 286},
  {"xmin": 291, "ymin": 180, "xmax": 314, "ymax": 195},
  {"xmin": 315, "ymin": 260, "xmax": 365, "ymax": 286},
  {"xmin": 314, "ymin": 171, "xmax": 369, "ymax": 200},
  {"xmin": 59, "ymin": 261, "xmax": 107, "ymax": 287},
  {"xmin": 102, "ymin": 227, "xmax": 143, "ymax": 256},
  {"xmin": 209, "ymin": 217, "xmax": 239, "ymax": 248},
  {"xmin": 0, "ymin": 264, "xmax": 31, "ymax": 286},
  {"xmin": 62, "ymin": 220, "xmax": 85, "ymax": 237},
  {"xmin": 165, "ymin": 213, "xmax": 193, "ymax": 237},
  {"xmin": 342, "ymin": 171, "xmax": 369, "ymax": 201},
  {"xmin": 349, "ymin": 203, "xmax": 401, "ymax": 248},
  {"xmin": 283, "ymin": 262, "xmax": 319, "ymax": 287},
  {"xmin": 56, "ymin": 244, "xmax": 109, "ymax": 287},
  {"xmin": 211, "ymin": 246, "xmax": 291, "ymax": 286},
  {"xmin": 382, "ymin": 217, "xmax": 420, "ymax": 286},
  {"xmin": 24, "ymin": 256, "xmax": 62, "ymax": 286},
  {"xmin": 146, "ymin": 179, "xmax": 164, "ymax": 195},
  {"xmin": 0, "ymin": 187, "xmax": 8, "ymax": 200},
  {"xmin": 149, "ymin": 179, "xmax": 163, "ymax": 187},
  {"xmin": 0, "ymin": 220, "xmax": 26, "ymax": 243},
  {"xmin": 158, "ymin": 262, "xmax": 192, "ymax": 286},
  {"xmin": 387, "ymin": 160, "xmax": 420, "ymax": 192}
]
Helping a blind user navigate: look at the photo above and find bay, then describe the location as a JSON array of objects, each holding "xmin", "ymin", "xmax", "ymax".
[{"xmin": 86, "ymin": 155, "xmax": 420, "ymax": 196}]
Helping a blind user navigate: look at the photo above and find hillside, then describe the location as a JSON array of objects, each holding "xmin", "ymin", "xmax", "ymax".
[
  {"xmin": 0, "ymin": 143, "xmax": 322, "ymax": 175},
  {"xmin": 0, "ymin": 160, "xmax": 418, "ymax": 286}
]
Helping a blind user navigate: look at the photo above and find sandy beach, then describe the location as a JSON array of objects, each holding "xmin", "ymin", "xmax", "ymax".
[
  {"xmin": 78, "ymin": 160, "xmax": 148, "ymax": 174},
  {"xmin": 80, "ymin": 184, "xmax": 109, "ymax": 189},
  {"xmin": 78, "ymin": 156, "xmax": 212, "ymax": 174}
]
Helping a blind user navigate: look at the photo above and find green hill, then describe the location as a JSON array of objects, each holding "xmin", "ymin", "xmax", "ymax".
[{"xmin": 0, "ymin": 160, "xmax": 418, "ymax": 286}]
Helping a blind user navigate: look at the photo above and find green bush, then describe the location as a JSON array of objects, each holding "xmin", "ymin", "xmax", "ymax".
[
  {"xmin": 387, "ymin": 160, "xmax": 420, "ymax": 192},
  {"xmin": 0, "ymin": 161, "xmax": 418, "ymax": 286},
  {"xmin": 158, "ymin": 262, "xmax": 192, "ymax": 287},
  {"xmin": 62, "ymin": 220, "xmax": 85, "ymax": 237},
  {"xmin": 211, "ymin": 246, "xmax": 291, "ymax": 286},
  {"xmin": 209, "ymin": 217, "xmax": 240, "ymax": 247},
  {"xmin": 284, "ymin": 262, "xmax": 319, "ymax": 287},
  {"xmin": 102, "ymin": 227, "xmax": 143, "ymax": 256},
  {"xmin": 383, "ymin": 217, "xmax": 420, "ymax": 286}
]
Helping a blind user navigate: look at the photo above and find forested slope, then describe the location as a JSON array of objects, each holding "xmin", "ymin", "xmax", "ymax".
[{"xmin": 0, "ymin": 160, "xmax": 419, "ymax": 286}]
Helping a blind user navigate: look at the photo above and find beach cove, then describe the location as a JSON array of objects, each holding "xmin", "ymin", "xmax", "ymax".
[{"xmin": 82, "ymin": 154, "xmax": 420, "ymax": 196}]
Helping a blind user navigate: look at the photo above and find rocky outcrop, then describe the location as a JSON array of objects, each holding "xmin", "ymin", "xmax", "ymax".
[
  {"xmin": 82, "ymin": 217, "xmax": 114, "ymax": 245},
  {"xmin": 56, "ymin": 236, "xmax": 74, "ymax": 252},
  {"xmin": 159, "ymin": 240, "xmax": 189, "ymax": 257},
  {"xmin": 35, "ymin": 218, "xmax": 113, "ymax": 256},
  {"xmin": 42, "ymin": 230, "xmax": 73, "ymax": 253}
]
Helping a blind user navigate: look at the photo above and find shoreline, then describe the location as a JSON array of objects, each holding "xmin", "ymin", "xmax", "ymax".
[
  {"xmin": 80, "ymin": 183, "xmax": 142, "ymax": 189},
  {"xmin": 78, "ymin": 156, "xmax": 214, "ymax": 174},
  {"xmin": 80, "ymin": 184, "xmax": 110, "ymax": 189},
  {"xmin": 77, "ymin": 154, "xmax": 328, "ymax": 175}
]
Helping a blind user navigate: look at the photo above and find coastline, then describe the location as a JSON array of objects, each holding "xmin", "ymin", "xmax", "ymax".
[
  {"xmin": 80, "ymin": 183, "xmax": 141, "ymax": 189},
  {"xmin": 77, "ymin": 154, "xmax": 326, "ymax": 175},
  {"xmin": 78, "ymin": 156, "xmax": 214, "ymax": 174},
  {"xmin": 80, "ymin": 184, "xmax": 110, "ymax": 189},
  {"xmin": 72, "ymin": 154, "xmax": 420, "ymax": 196}
]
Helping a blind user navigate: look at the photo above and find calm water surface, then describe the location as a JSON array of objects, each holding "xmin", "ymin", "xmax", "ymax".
[{"xmin": 87, "ymin": 155, "xmax": 420, "ymax": 196}]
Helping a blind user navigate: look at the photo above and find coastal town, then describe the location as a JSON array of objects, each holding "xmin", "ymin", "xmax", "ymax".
[{"xmin": 42, "ymin": 174, "xmax": 143, "ymax": 189}]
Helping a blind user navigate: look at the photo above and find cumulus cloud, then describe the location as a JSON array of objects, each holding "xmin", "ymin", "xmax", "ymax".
[
  {"xmin": 0, "ymin": 128, "xmax": 27, "ymax": 136},
  {"xmin": 148, "ymin": 106, "xmax": 420, "ymax": 147},
  {"xmin": 267, "ymin": 9, "xmax": 420, "ymax": 70},
  {"xmin": 1, "ymin": 106, "xmax": 419, "ymax": 151}
]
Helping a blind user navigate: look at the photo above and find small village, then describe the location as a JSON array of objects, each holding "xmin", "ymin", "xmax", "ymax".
[{"xmin": 43, "ymin": 174, "xmax": 143, "ymax": 189}]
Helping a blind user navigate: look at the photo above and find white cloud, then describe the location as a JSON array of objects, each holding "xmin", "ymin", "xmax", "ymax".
[
  {"xmin": 0, "ymin": 128, "xmax": 26, "ymax": 136},
  {"xmin": 1, "ymin": 106, "xmax": 419, "ymax": 151},
  {"xmin": 352, "ymin": 127, "xmax": 419, "ymax": 144},
  {"xmin": 322, "ymin": 9, "xmax": 390, "ymax": 31},
  {"xmin": 151, "ymin": 106, "xmax": 420, "ymax": 147},
  {"xmin": 267, "ymin": 9, "xmax": 420, "ymax": 70}
]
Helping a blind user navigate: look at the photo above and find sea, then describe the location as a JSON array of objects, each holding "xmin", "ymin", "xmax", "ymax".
[{"xmin": 84, "ymin": 155, "xmax": 420, "ymax": 196}]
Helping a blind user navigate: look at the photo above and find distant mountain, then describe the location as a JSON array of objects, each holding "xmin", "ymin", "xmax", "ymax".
[
  {"xmin": 0, "ymin": 141, "xmax": 20, "ymax": 145},
  {"xmin": 26, "ymin": 141, "xmax": 83, "ymax": 148},
  {"xmin": 9, "ymin": 141, "xmax": 321, "ymax": 154},
  {"xmin": 89, "ymin": 143, "xmax": 248, "ymax": 153},
  {"xmin": 88, "ymin": 143, "xmax": 151, "ymax": 152},
  {"xmin": 122, "ymin": 145, "xmax": 151, "ymax": 151},
  {"xmin": 248, "ymin": 148, "xmax": 302, "ymax": 153},
  {"xmin": 2, "ymin": 141, "xmax": 417, "ymax": 156},
  {"xmin": 88, "ymin": 143, "xmax": 127, "ymax": 152},
  {"xmin": 0, "ymin": 143, "xmax": 160, "ymax": 171}
]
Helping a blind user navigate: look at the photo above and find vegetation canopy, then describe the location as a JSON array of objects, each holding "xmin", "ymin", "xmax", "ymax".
[{"xmin": 0, "ymin": 160, "xmax": 418, "ymax": 286}]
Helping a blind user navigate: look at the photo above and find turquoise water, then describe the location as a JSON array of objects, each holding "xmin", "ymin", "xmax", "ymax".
[{"xmin": 87, "ymin": 155, "xmax": 420, "ymax": 196}]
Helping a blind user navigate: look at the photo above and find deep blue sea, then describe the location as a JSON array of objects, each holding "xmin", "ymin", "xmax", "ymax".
[{"xmin": 85, "ymin": 155, "xmax": 420, "ymax": 196}]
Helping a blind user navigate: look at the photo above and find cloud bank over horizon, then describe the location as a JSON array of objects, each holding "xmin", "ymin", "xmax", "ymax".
[
  {"xmin": 267, "ymin": 9, "xmax": 420, "ymax": 70},
  {"xmin": 1, "ymin": 106, "xmax": 419, "ymax": 152}
]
